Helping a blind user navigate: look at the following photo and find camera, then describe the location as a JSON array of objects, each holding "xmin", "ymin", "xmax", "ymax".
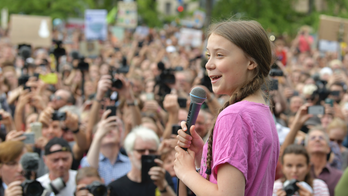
[
  {"xmin": 269, "ymin": 69, "xmax": 284, "ymax": 77},
  {"xmin": 21, "ymin": 179, "xmax": 44, "ymax": 196},
  {"xmin": 109, "ymin": 67, "xmax": 123, "ymax": 89},
  {"xmin": 45, "ymin": 177, "xmax": 66, "ymax": 195},
  {"xmin": 52, "ymin": 111, "xmax": 67, "ymax": 121},
  {"xmin": 85, "ymin": 181, "xmax": 108, "ymax": 196},
  {"xmin": 283, "ymin": 179, "xmax": 299, "ymax": 196}
]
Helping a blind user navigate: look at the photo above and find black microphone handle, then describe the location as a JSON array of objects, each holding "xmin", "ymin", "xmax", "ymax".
[{"xmin": 183, "ymin": 103, "xmax": 202, "ymax": 151}]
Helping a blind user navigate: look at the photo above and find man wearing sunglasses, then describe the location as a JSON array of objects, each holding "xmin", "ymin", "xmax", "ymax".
[
  {"xmin": 50, "ymin": 89, "xmax": 75, "ymax": 110},
  {"xmin": 108, "ymin": 126, "xmax": 175, "ymax": 196}
]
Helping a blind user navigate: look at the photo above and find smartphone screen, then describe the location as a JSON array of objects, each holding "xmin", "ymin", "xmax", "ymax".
[
  {"xmin": 22, "ymin": 132, "xmax": 35, "ymax": 144},
  {"xmin": 141, "ymin": 155, "xmax": 160, "ymax": 183},
  {"xmin": 106, "ymin": 106, "xmax": 117, "ymax": 118},
  {"xmin": 308, "ymin": 105, "xmax": 325, "ymax": 115}
]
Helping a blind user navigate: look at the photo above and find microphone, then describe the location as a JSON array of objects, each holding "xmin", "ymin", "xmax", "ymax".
[
  {"xmin": 20, "ymin": 152, "xmax": 40, "ymax": 171},
  {"xmin": 183, "ymin": 87, "xmax": 207, "ymax": 150}
]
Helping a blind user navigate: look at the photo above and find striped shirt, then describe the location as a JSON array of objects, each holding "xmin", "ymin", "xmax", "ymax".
[{"xmin": 273, "ymin": 179, "xmax": 329, "ymax": 196}]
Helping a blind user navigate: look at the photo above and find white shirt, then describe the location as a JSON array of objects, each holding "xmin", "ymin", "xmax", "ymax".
[{"xmin": 37, "ymin": 170, "xmax": 77, "ymax": 196}]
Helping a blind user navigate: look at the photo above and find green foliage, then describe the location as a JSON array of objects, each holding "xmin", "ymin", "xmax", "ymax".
[
  {"xmin": 211, "ymin": 0, "xmax": 348, "ymax": 37},
  {"xmin": 0, "ymin": 0, "xmax": 86, "ymax": 19},
  {"xmin": 137, "ymin": 0, "xmax": 162, "ymax": 27}
]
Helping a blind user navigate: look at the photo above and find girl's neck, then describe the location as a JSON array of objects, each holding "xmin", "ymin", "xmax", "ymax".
[{"xmin": 242, "ymin": 89, "xmax": 266, "ymax": 105}]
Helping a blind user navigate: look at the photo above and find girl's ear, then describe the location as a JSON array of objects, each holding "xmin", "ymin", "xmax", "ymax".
[{"xmin": 247, "ymin": 59, "xmax": 257, "ymax": 71}]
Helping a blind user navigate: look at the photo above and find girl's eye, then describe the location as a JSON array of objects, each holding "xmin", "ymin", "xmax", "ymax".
[
  {"xmin": 217, "ymin": 53, "xmax": 223, "ymax": 57},
  {"xmin": 205, "ymin": 54, "xmax": 211, "ymax": 59}
]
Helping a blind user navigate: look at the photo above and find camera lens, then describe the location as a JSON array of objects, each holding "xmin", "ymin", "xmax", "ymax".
[
  {"xmin": 23, "ymin": 181, "xmax": 44, "ymax": 196},
  {"xmin": 91, "ymin": 185, "xmax": 108, "ymax": 196},
  {"xmin": 112, "ymin": 79, "xmax": 123, "ymax": 89}
]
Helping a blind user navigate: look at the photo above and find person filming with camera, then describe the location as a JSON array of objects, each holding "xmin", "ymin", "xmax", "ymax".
[{"xmin": 75, "ymin": 167, "xmax": 109, "ymax": 196}]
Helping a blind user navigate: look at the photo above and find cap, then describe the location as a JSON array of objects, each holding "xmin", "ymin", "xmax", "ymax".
[{"xmin": 44, "ymin": 137, "xmax": 71, "ymax": 156}]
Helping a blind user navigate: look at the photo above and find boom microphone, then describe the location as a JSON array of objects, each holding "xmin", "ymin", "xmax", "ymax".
[
  {"xmin": 20, "ymin": 152, "xmax": 40, "ymax": 171},
  {"xmin": 183, "ymin": 87, "xmax": 207, "ymax": 150}
]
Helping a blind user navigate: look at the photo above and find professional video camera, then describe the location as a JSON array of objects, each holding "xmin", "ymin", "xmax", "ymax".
[
  {"xmin": 20, "ymin": 153, "xmax": 44, "ymax": 196},
  {"xmin": 85, "ymin": 181, "xmax": 108, "ymax": 196},
  {"xmin": 70, "ymin": 51, "xmax": 89, "ymax": 71},
  {"xmin": 311, "ymin": 74, "xmax": 335, "ymax": 102},
  {"xmin": 154, "ymin": 62, "xmax": 184, "ymax": 99}
]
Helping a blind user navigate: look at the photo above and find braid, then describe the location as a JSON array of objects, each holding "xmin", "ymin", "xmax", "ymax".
[{"xmin": 205, "ymin": 75, "xmax": 265, "ymax": 180}]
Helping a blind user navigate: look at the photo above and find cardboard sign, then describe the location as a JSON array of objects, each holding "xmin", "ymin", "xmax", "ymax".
[
  {"xmin": 85, "ymin": 9, "xmax": 108, "ymax": 41},
  {"xmin": 10, "ymin": 15, "xmax": 52, "ymax": 47},
  {"xmin": 319, "ymin": 15, "xmax": 348, "ymax": 43},
  {"xmin": 79, "ymin": 40, "xmax": 100, "ymax": 58},
  {"xmin": 117, "ymin": 2, "xmax": 138, "ymax": 29}
]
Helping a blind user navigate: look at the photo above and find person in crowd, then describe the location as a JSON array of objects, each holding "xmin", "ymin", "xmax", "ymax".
[
  {"xmin": 37, "ymin": 137, "xmax": 77, "ymax": 196},
  {"xmin": 0, "ymin": 141, "xmax": 28, "ymax": 196},
  {"xmin": 80, "ymin": 110, "xmax": 131, "ymax": 185},
  {"xmin": 273, "ymin": 144, "xmax": 329, "ymax": 196},
  {"xmin": 75, "ymin": 167, "xmax": 110, "ymax": 196},
  {"xmin": 281, "ymin": 104, "xmax": 343, "ymax": 196},
  {"xmin": 108, "ymin": 126, "xmax": 175, "ymax": 196},
  {"xmin": 175, "ymin": 20, "xmax": 279, "ymax": 195}
]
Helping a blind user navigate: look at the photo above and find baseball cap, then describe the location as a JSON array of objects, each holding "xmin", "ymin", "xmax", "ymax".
[{"xmin": 44, "ymin": 137, "xmax": 71, "ymax": 156}]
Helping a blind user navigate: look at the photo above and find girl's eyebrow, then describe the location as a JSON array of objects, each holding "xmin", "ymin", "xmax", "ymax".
[{"xmin": 206, "ymin": 47, "xmax": 227, "ymax": 52}]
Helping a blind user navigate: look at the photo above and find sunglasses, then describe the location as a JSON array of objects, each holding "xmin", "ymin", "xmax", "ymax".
[
  {"xmin": 330, "ymin": 138, "xmax": 343, "ymax": 145},
  {"xmin": 306, "ymin": 97, "xmax": 315, "ymax": 101},
  {"xmin": 50, "ymin": 95, "xmax": 63, "ymax": 101},
  {"xmin": 133, "ymin": 149, "xmax": 157, "ymax": 154}
]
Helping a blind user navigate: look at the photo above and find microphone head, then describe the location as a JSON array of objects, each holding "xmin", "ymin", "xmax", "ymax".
[
  {"xmin": 20, "ymin": 152, "xmax": 40, "ymax": 171},
  {"xmin": 190, "ymin": 87, "xmax": 207, "ymax": 104}
]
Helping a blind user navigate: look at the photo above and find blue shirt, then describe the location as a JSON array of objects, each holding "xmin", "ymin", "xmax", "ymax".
[{"xmin": 80, "ymin": 152, "xmax": 131, "ymax": 185}]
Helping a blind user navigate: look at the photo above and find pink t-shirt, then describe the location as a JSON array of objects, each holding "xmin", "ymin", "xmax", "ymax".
[{"xmin": 199, "ymin": 101, "xmax": 279, "ymax": 195}]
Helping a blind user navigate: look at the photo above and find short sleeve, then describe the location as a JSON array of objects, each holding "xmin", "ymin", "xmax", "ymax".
[
  {"xmin": 79, "ymin": 156, "xmax": 90, "ymax": 168},
  {"xmin": 211, "ymin": 113, "xmax": 250, "ymax": 181}
]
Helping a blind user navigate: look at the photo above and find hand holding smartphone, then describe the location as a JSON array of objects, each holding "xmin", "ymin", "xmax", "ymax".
[
  {"xmin": 307, "ymin": 105, "xmax": 325, "ymax": 115},
  {"xmin": 141, "ymin": 155, "xmax": 160, "ymax": 183}
]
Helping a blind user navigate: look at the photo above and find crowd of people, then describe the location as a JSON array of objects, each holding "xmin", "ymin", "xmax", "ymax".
[{"xmin": 0, "ymin": 18, "xmax": 347, "ymax": 196}]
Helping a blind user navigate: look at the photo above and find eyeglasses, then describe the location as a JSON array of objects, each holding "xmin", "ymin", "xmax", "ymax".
[
  {"xmin": 330, "ymin": 138, "xmax": 343, "ymax": 145},
  {"xmin": 306, "ymin": 97, "xmax": 315, "ymax": 101},
  {"xmin": 309, "ymin": 135, "xmax": 325, "ymax": 141},
  {"xmin": 133, "ymin": 149, "xmax": 157, "ymax": 154},
  {"xmin": 50, "ymin": 95, "xmax": 63, "ymax": 101}
]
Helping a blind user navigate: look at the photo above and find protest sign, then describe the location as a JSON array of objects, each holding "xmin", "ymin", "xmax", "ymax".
[
  {"xmin": 319, "ymin": 15, "xmax": 348, "ymax": 43},
  {"xmin": 85, "ymin": 9, "xmax": 108, "ymax": 41},
  {"xmin": 10, "ymin": 15, "xmax": 52, "ymax": 47},
  {"xmin": 193, "ymin": 10, "xmax": 205, "ymax": 28},
  {"xmin": 117, "ymin": 2, "xmax": 138, "ymax": 29},
  {"xmin": 178, "ymin": 28, "xmax": 202, "ymax": 48},
  {"xmin": 111, "ymin": 26, "xmax": 125, "ymax": 41},
  {"xmin": 79, "ymin": 40, "xmax": 100, "ymax": 58}
]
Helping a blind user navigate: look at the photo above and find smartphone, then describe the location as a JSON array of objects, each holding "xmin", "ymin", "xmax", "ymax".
[
  {"xmin": 141, "ymin": 155, "xmax": 160, "ymax": 183},
  {"xmin": 51, "ymin": 112, "xmax": 66, "ymax": 121},
  {"xmin": 177, "ymin": 98, "xmax": 187, "ymax": 108},
  {"xmin": 22, "ymin": 132, "xmax": 35, "ymax": 144},
  {"xmin": 0, "ymin": 115, "xmax": 2, "ymax": 120},
  {"xmin": 106, "ymin": 106, "xmax": 117, "ymax": 118},
  {"xmin": 30, "ymin": 122, "xmax": 42, "ymax": 140},
  {"xmin": 308, "ymin": 105, "xmax": 325, "ymax": 115},
  {"xmin": 23, "ymin": 85, "xmax": 31, "ymax": 92},
  {"xmin": 345, "ymin": 102, "xmax": 348, "ymax": 110},
  {"xmin": 330, "ymin": 91, "xmax": 340, "ymax": 96},
  {"xmin": 172, "ymin": 125, "xmax": 181, "ymax": 135},
  {"xmin": 146, "ymin": 93, "xmax": 154, "ymax": 101}
]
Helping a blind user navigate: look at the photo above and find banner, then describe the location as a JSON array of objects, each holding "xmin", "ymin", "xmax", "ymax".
[
  {"xmin": 10, "ymin": 15, "xmax": 52, "ymax": 47},
  {"xmin": 79, "ymin": 40, "xmax": 100, "ymax": 58},
  {"xmin": 117, "ymin": 2, "xmax": 138, "ymax": 29},
  {"xmin": 178, "ymin": 28, "xmax": 203, "ymax": 48},
  {"xmin": 85, "ymin": 9, "xmax": 108, "ymax": 41}
]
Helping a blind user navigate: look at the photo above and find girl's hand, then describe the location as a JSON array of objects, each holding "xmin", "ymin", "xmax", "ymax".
[
  {"xmin": 177, "ymin": 122, "xmax": 204, "ymax": 154},
  {"xmin": 174, "ymin": 146, "xmax": 196, "ymax": 181},
  {"xmin": 297, "ymin": 183, "xmax": 313, "ymax": 196},
  {"xmin": 275, "ymin": 189, "xmax": 286, "ymax": 196}
]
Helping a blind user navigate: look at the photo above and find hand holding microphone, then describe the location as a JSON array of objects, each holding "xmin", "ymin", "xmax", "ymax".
[{"xmin": 176, "ymin": 87, "xmax": 206, "ymax": 159}]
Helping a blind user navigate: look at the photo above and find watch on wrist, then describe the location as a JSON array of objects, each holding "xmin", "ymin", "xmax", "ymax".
[{"xmin": 159, "ymin": 184, "xmax": 168, "ymax": 193}]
